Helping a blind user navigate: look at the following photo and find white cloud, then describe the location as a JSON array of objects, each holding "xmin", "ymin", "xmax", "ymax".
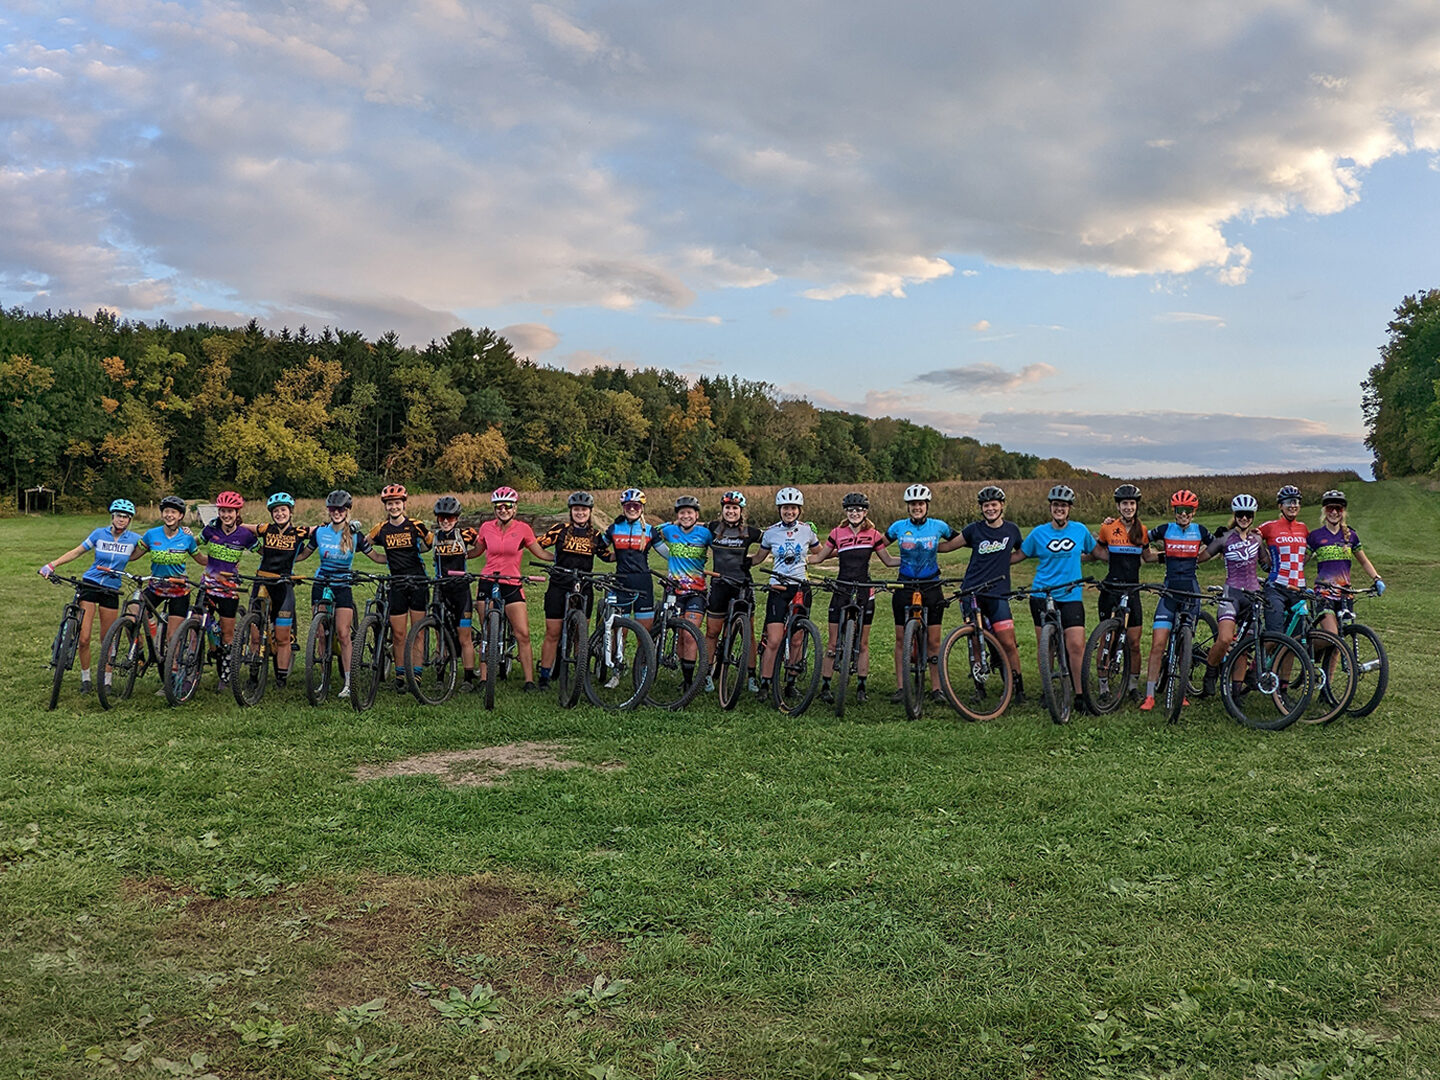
[
  {"xmin": 969, "ymin": 319, "xmax": 991, "ymax": 332},
  {"xmin": 1157, "ymin": 311, "xmax": 1227, "ymax": 328},
  {"xmin": 499, "ymin": 322, "xmax": 559, "ymax": 353}
]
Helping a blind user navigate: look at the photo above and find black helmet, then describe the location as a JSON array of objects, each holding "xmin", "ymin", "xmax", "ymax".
[
  {"xmin": 842, "ymin": 492, "xmax": 870, "ymax": 509},
  {"xmin": 1047, "ymin": 484, "xmax": 1076, "ymax": 504},
  {"xmin": 674, "ymin": 495, "xmax": 701, "ymax": 511},
  {"xmin": 1113, "ymin": 484, "xmax": 1141, "ymax": 502},
  {"xmin": 976, "ymin": 485, "xmax": 1006, "ymax": 504},
  {"xmin": 159, "ymin": 495, "xmax": 186, "ymax": 513},
  {"xmin": 568, "ymin": 491, "xmax": 595, "ymax": 508},
  {"xmin": 1276, "ymin": 484, "xmax": 1301, "ymax": 504},
  {"xmin": 434, "ymin": 496, "xmax": 461, "ymax": 516},
  {"xmin": 325, "ymin": 489, "xmax": 353, "ymax": 510},
  {"xmin": 1321, "ymin": 489, "xmax": 1347, "ymax": 507}
]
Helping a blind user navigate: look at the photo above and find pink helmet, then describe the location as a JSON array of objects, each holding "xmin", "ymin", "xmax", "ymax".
[
  {"xmin": 490, "ymin": 486, "xmax": 519, "ymax": 504},
  {"xmin": 216, "ymin": 491, "xmax": 245, "ymax": 510}
]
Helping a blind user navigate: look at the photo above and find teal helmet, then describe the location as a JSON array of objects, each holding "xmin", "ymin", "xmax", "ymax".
[
  {"xmin": 267, "ymin": 492, "xmax": 295, "ymax": 510},
  {"xmin": 109, "ymin": 498, "xmax": 136, "ymax": 516}
]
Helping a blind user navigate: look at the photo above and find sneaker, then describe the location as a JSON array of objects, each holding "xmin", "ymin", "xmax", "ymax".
[
  {"xmin": 604, "ymin": 672, "xmax": 622, "ymax": 690},
  {"xmin": 1139, "ymin": 695, "xmax": 1155, "ymax": 712},
  {"xmin": 930, "ymin": 688, "xmax": 948, "ymax": 705},
  {"xmin": 218, "ymin": 679, "xmax": 229, "ymax": 692},
  {"xmin": 1073, "ymin": 694, "xmax": 1087, "ymax": 717},
  {"xmin": 1201, "ymin": 670, "xmax": 1218, "ymax": 698},
  {"xmin": 820, "ymin": 686, "xmax": 834, "ymax": 703},
  {"xmin": 888, "ymin": 689, "xmax": 905, "ymax": 704},
  {"xmin": 393, "ymin": 677, "xmax": 406, "ymax": 694},
  {"xmin": 155, "ymin": 688, "xmax": 167, "ymax": 698},
  {"xmin": 457, "ymin": 680, "xmax": 475, "ymax": 693},
  {"xmin": 1011, "ymin": 687, "xmax": 1026, "ymax": 706},
  {"xmin": 80, "ymin": 681, "xmax": 93, "ymax": 695},
  {"xmin": 537, "ymin": 676, "xmax": 550, "ymax": 690},
  {"xmin": 854, "ymin": 687, "xmax": 867, "ymax": 704},
  {"xmin": 747, "ymin": 676, "xmax": 760, "ymax": 693},
  {"xmin": 339, "ymin": 683, "xmax": 351, "ymax": 700},
  {"xmin": 522, "ymin": 681, "xmax": 538, "ymax": 693},
  {"xmin": 783, "ymin": 680, "xmax": 797, "ymax": 699},
  {"xmin": 275, "ymin": 673, "xmax": 288, "ymax": 689}
]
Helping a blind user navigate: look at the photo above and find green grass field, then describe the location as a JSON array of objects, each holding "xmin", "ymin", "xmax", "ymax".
[{"xmin": 3, "ymin": 483, "xmax": 1439, "ymax": 1079}]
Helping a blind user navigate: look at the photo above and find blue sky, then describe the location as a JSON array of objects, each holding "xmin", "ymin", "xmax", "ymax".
[{"xmin": 4, "ymin": 1, "xmax": 1439, "ymax": 476}]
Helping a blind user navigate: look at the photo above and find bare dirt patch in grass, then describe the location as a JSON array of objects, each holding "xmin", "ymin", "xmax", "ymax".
[{"xmin": 352, "ymin": 741, "xmax": 624, "ymax": 787}]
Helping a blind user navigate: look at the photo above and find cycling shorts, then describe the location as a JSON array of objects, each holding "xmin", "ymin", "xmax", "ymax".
[
  {"xmin": 892, "ymin": 579, "xmax": 945, "ymax": 627},
  {"xmin": 706, "ymin": 578, "xmax": 753, "ymax": 618},
  {"xmin": 390, "ymin": 578, "xmax": 429, "ymax": 615},
  {"xmin": 478, "ymin": 582, "xmax": 525, "ymax": 608},
  {"xmin": 544, "ymin": 583, "xmax": 594, "ymax": 621},
  {"xmin": 1216, "ymin": 585, "xmax": 1255, "ymax": 625},
  {"xmin": 670, "ymin": 591, "xmax": 706, "ymax": 616},
  {"xmin": 1029, "ymin": 597, "xmax": 1085, "ymax": 630},
  {"xmin": 436, "ymin": 580, "xmax": 474, "ymax": 628},
  {"xmin": 827, "ymin": 582, "xmax": 877, "ymax": 627},
  {"xmin": 252, "ymin": 580, "xmax": 295, "ymax": 623},
  {"xmin": 961, "ymin": 593, "xmax": 1013, "ymax": 632},
  {"xmin": 609, "ymin": 577, "xmax": 655, "ymax": 618},
  {"xmin": 1153, "ymin": 591, "xmax": 1199, "ymax": 631},
  {"xmin": 765, "ymin": 582, "xmax": 812, "ymax": 626},
  {"xmin": 78, "ymin": 583, "xmax": 120, "ymax": 610},
  {"xmin": 204, "ymin": 590, "xmax": 240, "ymax": 620},
  {"xmin": 1098, "ymin": 585, "xmax": 1142, "ymax": 629},
  {"xmin": 144, "ymin": 585, "xmax": 190, "ymax": 619},
  {"xmin": 311, "ymin": 581, "xmax": 355, "ymax": 612},
  {"xmin": 1263, "ymin": 584, "xmax": 1304, "ymax": 633}
]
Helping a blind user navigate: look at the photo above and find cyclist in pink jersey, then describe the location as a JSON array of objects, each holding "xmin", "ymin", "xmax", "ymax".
[{"xmin": 474, "ymin": 487, "xmax": 548, "ymax": 691}]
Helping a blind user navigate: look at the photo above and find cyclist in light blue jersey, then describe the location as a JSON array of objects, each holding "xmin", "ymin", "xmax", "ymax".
[
  {"xmin": 884, "ymin": 483, "xmax": 965, "ymax": 703},
  {"xmin": 297, "ymin": 489, "xmax": 387, "ymax": 698}
]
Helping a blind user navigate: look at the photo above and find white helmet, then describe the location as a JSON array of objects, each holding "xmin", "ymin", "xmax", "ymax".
[
  {"xmin": 904, "ymin": 483, "xmax": 932, "ymax": 503},
  {"xmin": 775, "ymin": 486, "xmax": 804, "ymax": 507},
  {"xmin": 1231, "ymin": 493, "xmax": 1259, "ymax": 514}
]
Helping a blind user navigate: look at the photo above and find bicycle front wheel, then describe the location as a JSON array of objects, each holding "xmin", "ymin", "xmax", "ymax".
[
  {"xmin": 715, "ymin": 612, "xmax": 753, "ymax": 711},
  {"xmin": 1162, "ymin": 622, "xmax": 1193, "ymax": 724},
  {"xmin": 584, "ymin": 616, "xmax": 654, "ymax": 710},
  {"xmin": 304, "ymin": 611, "xmax": 335, "ymax": 706},
  {"xmin": 49, "ymin": 615, "xmax": 78, "ymax": 711},
  {"xmin": 832, "ymin": 619, "xmax": 857, "ymax": 719},
  {"xmin": 230, "ymin": 610, "xmax": 269, "ymax": 707},
  {"xmin": 1297, "ymin": 629, "xmax": 1356, "ymax": 725},
  {"xmin": 941, "ymin": 623, "xmax": 1014, "ymax": 722},
  {"xmin": 481, "ymin": 608, "xmax": 502, "ymax": 710},
  {"xmin": 556, "ymin": 609, "xmax": 587, "ymax": 708},
  {"xmin": 772, "ymin": 616, "xmax": 821, "ymax": 717},
  {"xmin": 164, "ymin": 617, "xmax": 205, "ymax": 706},
  {"xmin": 406, "ymin": 616, "xmax": 457, "ymax": 705},
  {"xmin": 1220, "ymin": 631, "xmax": 1312, "ymax": 730},
  {"xmin": 1037, "ymin": 622, "xmax": 1070, "ymax": 724},
  {"xmin": 1341, "ymin": 622, "xmax": 1388, "ymax": 718},
  {"xmin": 98, "ymin": 614, "xmax": 141, "ymax": 710},
  {"xmin": 1187, "ymin": 609, "xmax": 1219, "ymax": 697},
  {"xmin": 901, "ymin": 618, "xmax": 927, "ymax": 720},
  {"xmin": 350, "ymin": 615, "xmax": 386, "ymax": 713},
  {"xmin": 648, "ymin": 617, "xmax": 708, "ymax": 710},
  {"xmin": 1081, "ymin": 617, "xmax": 1128, "ymax": 715}
]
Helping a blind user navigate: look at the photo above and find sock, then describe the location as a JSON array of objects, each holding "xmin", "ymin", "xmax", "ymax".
[
  {"xmin": 1146, "ymin": 681, "xmax": 1157, "ymax": 697},
  {"xmin": 464, "ymin": 668, "xmax": 475, "ymax": 681},
  {"xmin": 857, "ymin": 676, "xmax": 867, "ymax": 688},
  {"xmin": 821, "ymin": 677, "xmax": 831, "ymax": 688},
  {"xmin": 681, "ymin": 659, "xmax": 695, "ymax": 685},
  {"xmin": 1206, "ymin": 664, "xmax": 1219, "ymax": 678}
]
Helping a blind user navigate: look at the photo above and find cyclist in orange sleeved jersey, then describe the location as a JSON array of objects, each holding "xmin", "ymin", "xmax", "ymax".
[{"xmin": 1093, "ymin": 484, "xmax": 1158, "ymax": 701}]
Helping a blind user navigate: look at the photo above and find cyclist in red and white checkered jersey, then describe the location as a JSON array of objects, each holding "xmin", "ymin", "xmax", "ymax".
[{"xmin": 1257, "ymin": 484, "xmax": 1309, "ymax": 632}]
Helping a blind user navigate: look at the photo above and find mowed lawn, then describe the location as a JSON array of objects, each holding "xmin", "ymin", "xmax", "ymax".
[{"xmin": 3, "ymin": 482, "xmax": 1440, "ymax": 1079}]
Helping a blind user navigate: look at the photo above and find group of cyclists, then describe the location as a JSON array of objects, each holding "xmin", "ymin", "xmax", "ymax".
[{"xmin": 39, "ymin": 479, "xmax": 1385, "ymax": 719}]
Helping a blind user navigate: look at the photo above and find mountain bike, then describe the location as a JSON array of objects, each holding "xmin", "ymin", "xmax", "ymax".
[
  {"xmin": 475, "ymin": 574, "xmax": 544, "ymax": 710},
  {"xmin": 351, "ymin": 574, "xmax": 403, "ymax": 713},
  {"xmin": 584, "ymin": 580, "xmax": 655, "ymax": 711},
  {"xmin": 230, "ymin": 573, "xmax": 297, "ymax": 707},
  {"xmin": 45, "ymin": 573, "xmax": 99, "ymax": 711},
  {"xmin": 767, "ymin": 573, "xmax": 822, "ymax": 717},
  {"xmin": 646, "ymin": 571, "xmax": 709, "ymax": 710},
  {"xmin": 1147, "ymin": 584, "xmax": 1212, "ymax": 724},
  {"xmin": 891, "ymin": 577, "xmax": 963, "ymax": 721},
  {"xmin": 1081, "ymin": 581, "xmax": 1140, "ymax": 715},
  {"xmin": 305, "ymin": 574, "xmax": 354, "ymax": 706},
  {"xmin": 1015, "ymin": 579, "xmax": 1089, "ymax": 725},
  {"xmin": 1209, "ymin": 586, "xmax": 1315, "ymax": 731},
  {"xmin": 1320, "ymin": 584, "xmax": 1388, "ymax": 718},
  {"xmin": 1280, "ymin": 587, "xmax": 1357, "ymax": 724},
  {"xmin": 163, "ymin": 582, "xmax": 240, "ymax": 706},
  {"xmin": 809, "ymin": 576, "xmax": 870, "ymax": 718},
  {"xmin": 405, "ymin": 570, "xmax": 477, "ymax": 706},
  {"xmin": 537, "ymin": 566, "xmax": 600, "ymax": 709},
  {"xmin": 708, "ymin": 572, "xmax": 758, "ymax": 711},
  {"xmin": 98, "ymin": 571, "xmax": 188, "ymax": 710},
  {"xmin": 937, "ymin": 575, "xmax": 1014, "ymax": 722}
]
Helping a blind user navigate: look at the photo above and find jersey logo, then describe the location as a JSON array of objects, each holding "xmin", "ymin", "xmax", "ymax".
[
  {"xmin": 975, "ymin": 538, "xmax": 1010, "ymax": 555},
  {"xmin": 1046, "ymin": 537, "xmax": 1076, "ymax": 553}
]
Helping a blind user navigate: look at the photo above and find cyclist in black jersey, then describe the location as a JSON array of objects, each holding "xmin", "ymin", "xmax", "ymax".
[
  {"xmin": 430, "ymin": 496, "xmax": 482, "ymax": 690},
  {"xmin": 535, "ymin": 492, "xmax": 612, "ymax": 689},
  {"xmin": 367, "ymin": 484, "xmax": 434, "ymax": 692},
  {"xmin": 253, "ymin": 492, "xmax": 313, "ymax": 686},
  {"xmin": 702, "ymin": 491, "xmax": 764, "ymax": 691}
]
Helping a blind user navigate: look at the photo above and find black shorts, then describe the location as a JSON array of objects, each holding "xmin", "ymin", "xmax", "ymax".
[
  {"xmin": 827, "ymin": 582, "xmax": 876, "ymax": 626},
  {"xmin": 1098, "ymin": 585, "xmax": 1142, "ymax": 629},
  {"xmin": 609, "ymin": 578, "xmax": 655, "ymax": 618},
  {"xmin": 252, "ymin": 580, "xmax": 295, "ymax": 622},
  {"xmin": 78, "ymin": 582, "xmax": 120, "ymax": 610},
  {"xmin": 544, "ymin": 583, "xmax": 594, "ymax": 620},
  {"xmin": 961, "ymin": 593, "xmax": 1014, "ymax": 631},
  {"xmin": 892, "ymin": 580, "xmax": 945, "ymax": 627},
  {"xmin": 436, "ymin": 581, "xmax": 474, "ymax": 628},
  {"xmin": 706, "ymin": 578, "xmax": 754, "ymax": 617},
  {"xmin": 1029, "ymin": 597, "xmax": 1085, "ymax": 630},
  {"xmin": 390, "ymin": 578, "xmax": 429, "ymax": 614},
  {"xmin": 204, "ymin": 591, "xmax": 240, "ymax": 620},
  {"xmin": 312, "ymin": 581, "xmax": 355, "ymax": 612},
  {"xmin": 144, "ymin": 586, "xmax": 190, "ymax": 619},
  {"xmin": 765, "ymin": 582, "xmax": 812, "ymax": 626},
  {"xmin": 479, "ymin": 582, "xmax": 525, "ymax": 608}
]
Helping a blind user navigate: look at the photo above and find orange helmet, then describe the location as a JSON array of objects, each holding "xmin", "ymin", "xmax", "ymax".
[
  {"xmin": 380, "ymin": 483, "xmax": 408, "ymax": 501},
  {"xmin": 1170, "ymin": 489, "xmax": 1199, "ymax": 509}
]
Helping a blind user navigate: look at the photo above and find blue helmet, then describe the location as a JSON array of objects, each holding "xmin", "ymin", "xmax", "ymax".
[
  {"xmin": 109, "ymin": 499, "xmax": 136, "ymax": 516},
  {"xmin": 267, "ymin": 492, "xmax": 295, "ymax": 510}
]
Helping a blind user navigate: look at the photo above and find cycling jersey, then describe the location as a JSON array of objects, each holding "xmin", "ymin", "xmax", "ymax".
[
  {"xmin": 1147, "ymin": 521, "xmax": 1214, "ymax": 588},
  {"xmin": 538, "ymin": 521, "xmax": 610, "ymax": 572},
  {"xmin": 140, "ymin": 526, "xmax": 197, "ymax": 596},
  {"xmin": 368, "ymin": 517, "xmax": 432, "ymax": 578},
  {"xmin": 1259, "ymin": 518, "xmax": 1309, "ymax": 589},
  {"xmin": 79, "ymin": 527, "xmax": 142, "ymax": 590},
  {"xmin": 432, "ymin": 525, "xmax": 479, "ymax": 577},
  {"xmin": 959, "ymin": 520, "xmax": 1022, "ymax": 594},
  {"xmin": 759, "ymin": 520, "xmax": 820, "ymax": 585},
  {"xmin": 199, "ymin": 521, "xmax": 258, "ymax": 595},
  {"xmin": 603, "ymin": 517, "xmax": 660, "ymax": 581},
  {"xmin": 656, "ymin": 522, "xmax": 713, "ymax": 594},
  {"xmin": 706, "ymin": 520, "xmax": 762, "ymax": 580},
  {"xmin": 1020, "ymin": 520, "xmax": 1094, "ymax": 603},
  {"xmin": 302, "ymin": 522, "xmax": 375, "ymax": 579},
  {"xmin": 475, "ymin": 518, "xmax": 536, "ymax": 583},
  {"xmin": 1095, "ymin": 518, "xmax": 1147, "ymax": 584},
  {"xmin": 884, "ymin": 517, "xmax": 955, "ymax": 580},
  {"xmin": 1308, "ymin": 524, "xmax": 1361, "ymax": 591},
  {"xmin": 254, "ymin": 522, "xmax": 310, "ymax": 578},
  {"xmin": 1206, "ymin": 528, "xmax": 1265, "ymax": 591},
  {"xmin": 824, "ymin": 523, "xmax": 887, "ymax": 583}
]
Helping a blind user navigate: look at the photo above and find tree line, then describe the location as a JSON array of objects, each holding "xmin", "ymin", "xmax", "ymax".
[
  {"xmin": 1363, "ymin": 289, "xmax": 1440, "ymax": 478},
  {"xmin": 0, "ymin": 307, "xmax": 1081, "ymax": 508}
]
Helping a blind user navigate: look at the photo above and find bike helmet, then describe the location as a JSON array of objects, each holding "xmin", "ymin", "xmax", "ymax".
[
  {"xmin": 325, "ymin": 489, "xmax": 353, "ymax": 510},
  {"xmin": 380, "ymin": 483, "xmax": 407, "ymax": 501},
  {"xmin": 215, "ymin": 491, "xmax": 245, "ymax": 510},
  {"xmin": 266, "ymin": 492, "xmax": 295, "ymax": 510},
  {"xmin": 1047, "ymin": 484, "xmax": 1076, "ymax": 504},
  {"xmin": 674, "ymin": 495, "xmax": 701, "ymax": 512},
  {"xmin": 434, "ymin": 496, "xmax": 462, "ymax": 516},
  {"xmin": 721, "ymin": 490, "xmax": 747, "ymax": 507},
  {"xmin": 775, "ymin": 486, "xmax": 804, "ymax": 507},
  {"xmin": 1276, "ymin": 484, "xmax": 1301, "ymax": 504},
  {"xmin": 842, "ymin": 492, "xmax": 870, "ymax": 510},
  {"xmin": 1231, "ymin": 493, "xmax": 1259, "ymax": 514},
  {"xmin": 903, "ymin": 483, "xmax": 932, "ymax": 503},
  {"xmin": 1321, "ymin": 489, "xmax": 1347, "ymax": 507},
  {"xmin": 1170, "ymin": 489, "xmax": 1200, "ymax": 509},
  {"xmin": 491, "ymin": 486, "xmax": 519, "ymax": 504},
  {"xmin": 109, "ymin": 498, "xmax": 136, "ymax": 516},
  {"xmin": 976, "ymin": 485, "xmax": 1006, "ymax": 505},
  {"xmin": 568, "ymin": 491, "xmax": 595, "ymax": 508},
  {"xmin": 159, "ymin": 495, "xmax": 187, "ymax": 513},
  {"xmin": 1113, "ymin": 484, "xmax": 1141, "ymax": 502},
  {"xmin": 620, "ymin": 487, "xmax": 646, "ymax": 505}
]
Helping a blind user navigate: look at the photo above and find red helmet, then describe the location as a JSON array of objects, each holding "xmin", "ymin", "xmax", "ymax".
[
  {"xmin": 1170, "ymin": 489, "xmax": 1200, "ymax": 509},
  {"xmin": 380, "ymin": 483, "xmax": 408, "ymax": 501},
  {"xmin": 216, "ymin": 491, "xmax": 245, "ymax": 510}
]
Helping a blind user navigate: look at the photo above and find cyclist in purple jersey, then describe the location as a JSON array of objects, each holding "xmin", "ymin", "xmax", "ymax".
[
  {"xmin": 810, "ymin": 492, "xmax": 899, "ymax": 703},
  {"xmin": 1308, "ymin": 490, "xmax": 1385, "ymax": 637},
  {"xmin": 1200, "ymin": 494, "xmax": 1270, "ymax": 697},
  {"xmin": 198, "ymin": 492, "xmax": 259, "ymax": 689},
  {"xmin": 956, "ymin": 486, "xmax": 1025, "ymax": 702}
]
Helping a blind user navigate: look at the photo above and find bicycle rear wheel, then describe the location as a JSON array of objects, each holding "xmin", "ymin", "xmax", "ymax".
[
  {"xmin": 585, "ymin": 617, "xmax": 654, "ymax": 710},
  {"xmin": 1162, "ymin": 622, "xmax": 1193, "ymax": 724},
  {"xmin": 1037, "ymin": 622, "xmax": 1070, "ymax": 724},
  {"xmin": 1220, "ymin": 631, "xmax": 1312, "ymax": 730},
  {"xmin": 941, "ymin": 623, "xmax": 1014, "ymax": 722},
  {"xmin": 648, "ymin": 617, "xmax": 707, "ymax": 710},
  {"xmin": 1341, "ymin": 622, "xmax": 1388, "ymax": 718},
  {"xmin": 230, "ymin": 610, "xmax": 269, "ymax": 707},
  {"xmin": 900, "ymin": 618, "xmax": 927, "ymax": 720},
  {"xmin": 350, "ymin": 615, "xmax": 386, "ymax": 713},
  {"xmin": 98, "ymin": 614, "xmax": 141, "ymax": 710},
  {"xmin": 1187, "ymin": 610, "xmax": 1218, "ymax": 697},
  {"xmin": 715, "ymin": 611, "xmax": 753, "ymax": 711},
  {"xmin": 832, "ymin": 619, "xmax": 857, "ymax": 718},
  {"xmin": 406, "ymin": 616, "xmax": 457, "ymax": 705},
  {"xmin": 482, "ymin": 608, "xmax": 502, "ymax": 710},
  {"xmin": 1297, "ymin": 629, "xmax": 1355, "ymax": 724},
  {"xmin": 772, "ymin": 616, "xmax": 821, "ymax": 717},
  {"xmin": 305, "ymin": 612, "xmax": 335, "ymax": 705},
  {"xmin": 164, "ymin": 617, "xmax": 204, "ymax": 705}
]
